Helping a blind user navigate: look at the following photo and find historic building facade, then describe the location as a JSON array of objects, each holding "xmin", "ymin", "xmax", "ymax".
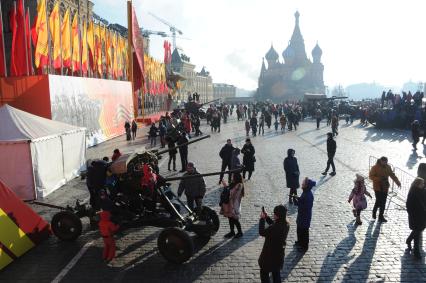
[
  {"xmin": 213, "ymin": 83, "xmax": 236, "ymax": 100},
  {"xmin": 257, "ymin": 11, "xmax": 325, "ymax": 102},
  {"xmin": 171, "ymin": 48, "xmax": 213, "ymax": 103}
]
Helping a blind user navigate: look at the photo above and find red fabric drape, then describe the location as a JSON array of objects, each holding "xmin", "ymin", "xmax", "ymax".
[
  {"xmin": 10, "ymin": 0, "xmax": 28, "ymax": 76},
  {"xmin": 25, "ymin": 11, "xmax": 32, "ymax": 74},
  {"xmin": 0, "ymin": 8, "xmax": 5, "ymax": 76},
  {"xmin": 131, "ymin": 6, "xmax": 144, "ymax": 91}
]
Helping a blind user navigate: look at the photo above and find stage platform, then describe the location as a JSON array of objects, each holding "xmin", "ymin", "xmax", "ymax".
[{"xmin": 136, "ymin": 111, "xmax": 167, "ymax": 125}]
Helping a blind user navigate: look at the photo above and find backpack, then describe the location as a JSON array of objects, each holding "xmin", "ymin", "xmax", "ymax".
[{"xmin": 219, "ymin": 186, "xmax": 231, "ymax": 206}]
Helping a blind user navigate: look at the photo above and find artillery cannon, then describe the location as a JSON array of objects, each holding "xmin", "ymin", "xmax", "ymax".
[
  {"xmin": 174, "ymin": 98, "xmax": 220, "ymax": 119},
  {"xmin": 33, "ymin": 135, "xmax": 241, "ymax": 263}
]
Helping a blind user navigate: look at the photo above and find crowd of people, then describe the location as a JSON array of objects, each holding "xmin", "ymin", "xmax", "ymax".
[
  {"xmin": 350, "ymin": 90, "xmax": 426, "ymax": 129},
  {"xmin": 93, "ymin": 96, "xmax": 426, "ymax": 282}
]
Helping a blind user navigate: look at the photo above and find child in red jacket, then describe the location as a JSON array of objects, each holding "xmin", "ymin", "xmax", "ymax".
[{"xmin": 98, "ymin": 210, "xmax": 119, "ymax": 262}]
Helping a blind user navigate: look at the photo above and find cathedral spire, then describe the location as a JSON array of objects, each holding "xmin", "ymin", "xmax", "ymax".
[
  {"xmin": 265, "ymin": 44, "xmax": 279, "ymax": 67},
  {"xmin": 312, "ymin": 42, "xmax": 323, "ymax": 64},
  {"xmin": 288, "ymin": 11, "xmax": 308, "ymax": 63},
  {"xmin": 295, "ymin": 11, "xmax": 300, "ymax": 26}
]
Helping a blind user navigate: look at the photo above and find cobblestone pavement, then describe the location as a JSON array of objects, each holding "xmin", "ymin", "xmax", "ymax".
[{"xmin": 1, "ymin": 117, "xmax": 425, "ymax": 283}]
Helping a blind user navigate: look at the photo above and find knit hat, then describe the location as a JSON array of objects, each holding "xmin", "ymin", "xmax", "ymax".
[
  {"xmin": 304, "ymin": 178, "xmax": 316, "ymax": 190},
  {"xmin": 354, "ymin": 174, "xmax": 364, "ymax": 183}
]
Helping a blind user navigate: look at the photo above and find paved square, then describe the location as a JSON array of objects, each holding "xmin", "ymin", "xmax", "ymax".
[{"xmin": 1, "ymin": 117, "xmax": 425, "ymax": 283}]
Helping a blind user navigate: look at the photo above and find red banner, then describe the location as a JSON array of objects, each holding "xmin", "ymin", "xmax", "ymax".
[{"xmin": 131, "ymin": 6, "xmax": 144, "ymax": 91}]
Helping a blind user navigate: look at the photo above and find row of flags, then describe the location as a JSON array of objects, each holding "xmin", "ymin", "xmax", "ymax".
[
  {"xmin": 0, "ymin": 1, "xmax": 172, "ymax": 97},
  {"xmin": 143, "ymin": 53, "xmax": 168, "ymax": 95},
  {"xmin": 36, "ymin": 0, "xmax": 129, "ymax": 78},
  {"xmin": 0, "ymin": 0, "xmax": 131, "ymax": 80}
]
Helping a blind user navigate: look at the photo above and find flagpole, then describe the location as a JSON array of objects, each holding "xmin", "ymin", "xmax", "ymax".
[
  {"xmin": 67, "ymin": 9, "xmax": 73, "ymax": 76},
  {"xmin": 21, "ymin": 0, "xmax": 29, "ymax": 76},
  {"xmin": 100, "ymin": 22, "xmax": 103, "ymax": 78},
  {"xmin": 77, "ymin": 12, "xmax": 82, "ymax": 76},
  {"xmin": 45, "ymin": 0, "xmax": 51, "ymax": 75},
  {"xmin": 92, "ymin": 20, "xmax": 95, "ymax": 78},
  {"xmin": 0, "ymin": 1, "xmax": 7, "ymax": 77},
  {"xmin": 26, "ymin": 7, "xmax": 33, "ymax": 75},
  {"xmin": 105, "ymin": 27, "xmax": 108, "ymax": 79},
  {"xmin": 59, "ymin": 2, "xmax": 63, "ymax": 75},
  {"xmin": 78, "ymin": 2, "xmax": 82, "ymax": 77},
  {"xmin": 83, "ymin": 19, "xmax": 87, "ymax": 77},
  {"xmin": 93, "ymin": 21, "xmax": 96, "ymax": 78},
  {"xmin": 70, "ymin": 11, "xmax": 73, "ymax": 75},
  {"xmin": 127, "ymin": 0, "xmax": 135, "ymax": 117}
]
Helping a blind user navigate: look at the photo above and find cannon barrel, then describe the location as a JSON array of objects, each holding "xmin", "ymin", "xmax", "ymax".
[
  {"xmin": 155, "ymin": 135, "xmax": 211, "ymax": 155},
  {"xmin": 163, "ymin": 169, "xmax": 242, "ymax": 182},
  {"xmin": 198, "ymin": 98, "xmax": 220, "ymax": 107}
]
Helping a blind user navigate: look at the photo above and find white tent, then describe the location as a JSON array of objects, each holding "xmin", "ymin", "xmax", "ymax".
[{"xmin": 0, "ymin": 105, "xmax": 86, "ymax": 200}]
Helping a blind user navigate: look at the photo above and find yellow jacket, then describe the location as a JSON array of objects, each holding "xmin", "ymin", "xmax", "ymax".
[{"xmin": 369, "ymin": 163, "xmax": 400, "ymax": 192}]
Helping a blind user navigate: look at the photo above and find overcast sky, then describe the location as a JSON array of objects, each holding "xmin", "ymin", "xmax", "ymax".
[{"xmin": 92, "ymin": 0, "xmax": 426, "ymax": 90}]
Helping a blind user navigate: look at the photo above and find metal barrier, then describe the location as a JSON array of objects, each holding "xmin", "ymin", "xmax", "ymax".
[{"xmin": 368, "ymin": 155, "xmax": 415, "ymax": 202}]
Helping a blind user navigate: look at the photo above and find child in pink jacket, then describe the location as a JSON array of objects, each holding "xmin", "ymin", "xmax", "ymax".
[{"xmin": 348, "ymin": 174, "xmax": 372, "ymax": 225}]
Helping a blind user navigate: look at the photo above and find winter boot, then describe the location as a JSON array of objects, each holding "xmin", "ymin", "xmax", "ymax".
[{"xmin": 355, "ymin": 216, "xmax": 362, "ymax": 225}]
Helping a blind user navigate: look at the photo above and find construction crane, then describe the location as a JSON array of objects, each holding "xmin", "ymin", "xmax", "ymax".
[
  {"xmin": 141, "ymin": 29, "xmax": 168, "ymax": 38},
  {"xmin": 148, "ymin": 12, "xmax": 183, "ymax": 51}
]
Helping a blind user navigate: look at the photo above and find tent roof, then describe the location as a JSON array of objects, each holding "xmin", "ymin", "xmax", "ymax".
[{"xmin": 0, "ymin": 104, "xmax": 84, "ymax": 141}]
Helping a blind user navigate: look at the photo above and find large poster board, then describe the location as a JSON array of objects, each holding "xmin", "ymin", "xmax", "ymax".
[{"xmin": 49, "ymin": 75, "xmax": 134, "ymax": 146}]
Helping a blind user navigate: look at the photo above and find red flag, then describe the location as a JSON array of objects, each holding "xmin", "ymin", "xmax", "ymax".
[
  {"xmin": 131, "ymin": 6, "xmax": 144, "ymax": 91},
  {"xmin": 10, "ymin": 0, "xmax": 28, "ymax": 76},
  {"xmin": 31, "ymin": 14, "xmax": 37, "ymax": 45},
  {"xmin": 0, "ymin": 3, "xmax": 5, "ymax": 76},
  {"xmin": 163, "ymin": 40, "xmax": 168, "ymax": 64},
  {"xmin": 25, "ymin": 10, "xmax": 32, "ymax": 74},
  {"xmin": 168, "ymin": 42, "xmax": 172, "ymax": 63},
  {"xmin": 9, "ymin": 5, "xmax": 17, "ymax": 75}
]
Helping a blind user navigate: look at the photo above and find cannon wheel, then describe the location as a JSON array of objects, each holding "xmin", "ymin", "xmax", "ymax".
[
  {"xmin": 51, "ymin": 211, "xmax": 83, "ymax": 241},
  {"xmin": 195, "ymin": 206, "xmax": 220, "ymax": 238},
  {"xmin": 157, "ymin": 227, "xmax": 194, "ymax": 263}
]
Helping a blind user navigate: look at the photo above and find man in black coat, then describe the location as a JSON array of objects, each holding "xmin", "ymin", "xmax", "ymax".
[
  {"xmin": 219, "ymin": 139, "xmax": 234, "ymax": 184},
  {"xmin": 241, "ymin": 138, "xmax": 256, "ymax": 180},
  {"xmin": 411, "ymin": 120, "xmax": 420, "ymax": 150},
  {"xmin": 250, "ymin": 115, "xmax": 258, "ymax": 137},
  {"xmin": 86, "ymin": 159, "xmax": 108, "ymax": 211},
  {"xmin": 178, "ymin": 162, "xmax": 206, "ymax": 211},
  {"xmin": 284, "ymin": 149, "xmax": 300, "ymax": 204},
  {"xmin": 406, "ymin": 177, "xmax": 426, "ymax": 259},
  {"xmin": 258, "ymin": 205, "xmax": 290, "ymax": 283},
  {"xmin": 322, "ymin": 132, "xmax": 336, "ymax": 176},
  {"xmin": 177, "ymin": 132, "xmax": 189, "ymax": 172}
]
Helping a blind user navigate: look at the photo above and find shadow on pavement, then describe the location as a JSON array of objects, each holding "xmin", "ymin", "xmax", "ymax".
[
  {"xmin": 406, "ymin": 150, "xmax": 422, "ymax": 169},
  {"xmin": 400, "ymin": 243, "xmax": 425, "ymax": 282},
  {"xmin": 316, "ymin": 223, "xmax": 358, "ymax": 282},
  {"xmin": 281, "ymin": 247, "xmax": 305, "ymax": 280},
  {"xmin": 115, "ymin": 224, "xmax": 260, "ymax": 282},
  {"xmin": 362, "ymin": 127, "xmax": 407, "ymax": 143},
  {"xmin": 312, "ymin": 176, "xmax": 333, "ymax": 194},
  {"xmin": 115, "ymin": 230, "xmax": 160, "ymax": 260},
  {"xmin": 340, "ymin": 221, "xmax": 381, "ymax": 282}
]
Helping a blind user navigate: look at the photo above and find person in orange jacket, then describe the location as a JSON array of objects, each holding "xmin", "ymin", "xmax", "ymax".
[
  {"xmin": 369, "ymin": 156, "xmax": 401, "ymax": 222},
  {"xmin": 98, "ymin": 210, "xmax": 119, "ymax": 262}
]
